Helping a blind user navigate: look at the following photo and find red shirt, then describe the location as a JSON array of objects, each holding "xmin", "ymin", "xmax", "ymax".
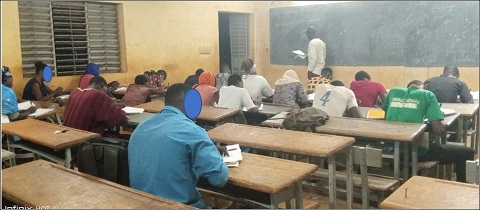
[
  {"xmin": 349, "ymin": 80, "xmax": 387, "ymax": 107},
  {"xmin": 121, "ymin": 84, "xmax": 163, "ymax": 106},
  {"xmin": 64, "ymin": 88, "xmax": 127, "ymax": 135}
]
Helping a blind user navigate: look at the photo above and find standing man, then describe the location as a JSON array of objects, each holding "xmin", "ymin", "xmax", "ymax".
[
  {"xmin": 129, "ymin": 83, "xmax": 229, "ymax": 208},
  {"xmin": 424, "ymin": 64, "xmax": 473, "ymax": 103},
  {"xmin": 306, "ymin": 26, "xmax": 326, "ymax": 80}
]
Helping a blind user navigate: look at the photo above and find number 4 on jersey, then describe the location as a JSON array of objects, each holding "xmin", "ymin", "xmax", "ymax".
[{"xmin": 319, "ymin": 91, "xmax": 331, "ymax": 106}]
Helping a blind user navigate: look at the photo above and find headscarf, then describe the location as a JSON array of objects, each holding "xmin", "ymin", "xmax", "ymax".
[
  {"xmin": 85, "ymin": 63, "xmax": 100, "ymax": 76},
  {"xmin": 198, "ymin": 72, "xmax": 215, "ymax": 87},
  {"xmin": 275, "ymin": 70, "xmax": 300, "ymax": 86}
]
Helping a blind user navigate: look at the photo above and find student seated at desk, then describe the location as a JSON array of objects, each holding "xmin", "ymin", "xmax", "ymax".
[
  {"xmin": 22, "ymin": 61, "xmax": 65, "ymax": 102},
  {"xmin": 157, "ymin": 69, "xmax": 168, "ymax": 88},
  {"xmin": 382, "ymin": 80, "xmax": 474, "ymax": 182},
  {"xmin": 307, "ymin": 67, "xmax": 333, "ymax": 94},
  {"xmin": 78, "ymin": 62, "xmax": 120, "ymax": 94},
  {"xmin": 241, "ymin": 58, "xmax": 274, "ymax": 104},
  {"xmin": 312, "ymin": 80, "xmax": 363, "ymax": 118},
  {"xmin": 215, "ymin": 63, "xmax": 231, "ymax": 90},
  {"xmin": 273, "ymin": 70, "xmax": 308, "ymax": 109},
  {"xmin": 185, "ymin": 68, "xmax": 204, "ymax": 87},
  {"xmin": 425, "ymin": 64, "xmax": 473, "ymax": 104},
  {"xmin": 194, "ymin": 72, "xmax": 219, "ymax": 106},
  {"xmin": 129, "ymin": 83, "xmax": 229, "ymax": 209},
  {"xmin": 64, "ymin": 76, "xmax": 128, "ymax": 139},
  {"xmin": 218, "ymin": 74, "xmax": 258, "ymax": 112},
  {"xmin": 2, "ymin": 66, "xmax": 36, "ymax": 123},
  {"xmin": 349, "ymin": 70, "xmax": 387, "ymax": 107},
  {"xmin": 121, "ymin": 75, "xmax": 165, "ymax": 107}
]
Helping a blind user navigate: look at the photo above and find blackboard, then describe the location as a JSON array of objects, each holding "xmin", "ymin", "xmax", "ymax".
[{"xmin": 270, "ymin": 1, "xmax": 479, "ymax": 67}]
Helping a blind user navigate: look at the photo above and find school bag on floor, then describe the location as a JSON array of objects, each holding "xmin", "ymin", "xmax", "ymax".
[{"xmin": 282, "ymin": 107, "xmax": 329, "ymax": 132}]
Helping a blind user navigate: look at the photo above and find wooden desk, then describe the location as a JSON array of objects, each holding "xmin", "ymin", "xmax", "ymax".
[
  {"xmin": 201, "ymin": 153, "xmax": 317, "ymax": 209},
  {"xmin": 126, "ymin": 112, "xmax": 155, "ymax": 127},
  {"xmin": 1, "ymin": 118, "xmax": 100, "ymax": 168},
  {"xmin": 380, "ymin": 176, "xmax": 479, "ymax": 209},
  {"xmin": 208, "ymin": 123, "xmax": 355, "ymax": 208},
  {"xmin": 441, "ymin": 103, "xmax": 479, "ymax": 145},
  {"xmin": 2, "ymin": 160, "xmax": 194, "ymax": 209},
  {"xmin": 259, "ymin": 103, "xmax": 293, "ymax": 116},
  {"xmin": 263, "ymin": 113, "xmax": 427, "ymax": 181},
  {"xmin": 134, "ymin": 101, "xmax": 240, "ymax": 127}
]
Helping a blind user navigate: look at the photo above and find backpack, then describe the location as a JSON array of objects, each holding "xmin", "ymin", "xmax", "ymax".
[
  {"xmin": 75, "ymin": 137, "xmax": 130, "ymax": 186},
  {"xmin": 281, "ymin": 107, "xmax": 329, "ymax": 131}
]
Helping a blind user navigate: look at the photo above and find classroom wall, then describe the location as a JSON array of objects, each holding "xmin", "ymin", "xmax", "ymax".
[{"xmin": 2, "ymin": 1, "xmax": 478, "ymax": 97}]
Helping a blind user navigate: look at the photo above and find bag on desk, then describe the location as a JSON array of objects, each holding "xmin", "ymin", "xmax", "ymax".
[
  {"xmin": 282, "ymin": 107, "xmax": 329, "ymax": 132},
  {"xmin": 75, "ymin": 137, "xmax": 130, "ymax": 187}
]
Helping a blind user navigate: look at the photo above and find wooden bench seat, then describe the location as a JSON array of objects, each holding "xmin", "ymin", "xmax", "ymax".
[{"xmin": 311, "ymin": 169, "xmax": 399, "ymax": 192}]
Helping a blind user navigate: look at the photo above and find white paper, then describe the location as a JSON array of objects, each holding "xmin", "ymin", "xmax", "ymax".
[
  {"xmin": 292, "ymin": 50, "xmax": 307, "ymax": 59},
  {"xmin": 115, "ymin": 86, "xmax": 127, "ymax": 92},
  {"xmin": 440, "ymin": 108, "xmax": 456, "ymax": 116},
  {"xmin": 28, "ymin": 108, "xmax": 54, "ymax": 117},
  {"xmin": 55, "ymin": 95, "xmax": 69, "ymax": 100},
  {"xmin": 243, "ymin": 104, "xmax": 263, "ymax": 111},
  {"xmin": 18, "ymin": 101, "xmax": 33, "ymax": 111},
  {"xmin": 308, "ymin": 93, "xmax": 315, "ymax": 101},
  {"xmin": 122, "ymin": 107, "xmax": 144, "ymax": 114},
  {"xmin": 471, "ymin": 91, "xmax": 479, "ymax": 100},
  {"xmin": 223, "ymin": 144, "xmax": 243, "ymax": 164}
]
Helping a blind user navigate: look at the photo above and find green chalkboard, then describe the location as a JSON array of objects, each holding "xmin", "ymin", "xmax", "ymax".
[{"xmin": 270, "ymin": 1, "xmax": 479, "ymax": 67}]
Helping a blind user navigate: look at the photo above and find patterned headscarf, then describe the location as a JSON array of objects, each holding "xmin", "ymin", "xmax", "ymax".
[{"xmin": 275, "ymin": 70, "xmax": 300, "ymax": 86}]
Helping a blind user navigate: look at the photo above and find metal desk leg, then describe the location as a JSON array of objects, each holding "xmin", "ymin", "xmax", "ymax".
[
  {"xmin": 403, "ymin": 143, "xmax": 409, "ymax": 181},
  {"xmin": 64, "ymin": 148, "xmax": 72, "ymax": 169},
  {"xmin": 6, "ymin": 136, "xmax": 17, "ymax": 166},
  {"xmin": 345, "ymin": 147, "xmax": 353, "ymax": 209},
  {"xmin": 457, "ymin": 117, "xmax": 464, "ymax": 142},
  {"xmin": 328, "ymin": 156, "xmax": 337, "ymax": 209},
  {"xmin": 394, "ymin": 141, "xmax": 400, "ymax": 180},
  {"xmin": 295, "ymin": 182, "xmax": 303, "ymax": 209},
  {"xmin": 411, "ymin": 141, "xmax": 418, "ymax": 177},
  {"xmin": 463, "ymin": 117, "xmax": 468, "ymax": 144}
]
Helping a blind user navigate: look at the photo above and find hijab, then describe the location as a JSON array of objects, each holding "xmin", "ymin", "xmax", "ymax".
[
  {"xmin": 275, "ymin": 70, "xmax": 300, "ymax": 86},
  {"xmin": 85, "ymin": 63, "xmax": 100, "ymax": 76},
  {"xmin": 198, "ymin": 72, "xmax": 215, "ymax": 87}
]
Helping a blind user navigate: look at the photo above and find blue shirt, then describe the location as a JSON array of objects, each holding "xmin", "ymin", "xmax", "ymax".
[
  {"xmin": 128, "ymin": 106, "xmax": 228, "ymax": 208},
  {"xmin": 2, "ymin": 84, "xmax": 19, "ymax": 115}
]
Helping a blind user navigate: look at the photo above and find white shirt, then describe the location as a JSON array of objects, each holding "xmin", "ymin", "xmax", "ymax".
[
  {"xmin": 312, "ymin": 84, "xmax": 358, "ymax": 117},
  {"xmin": 308, "ymin": 38, "xmax": 326, "ymax": 75},
  {"xmin": 218, "ymin": 86, "xmax": 256, "ymax": 110},
  {"xmin": 242, "ymin": 75, "xmax": 274, "ymax": 102}
]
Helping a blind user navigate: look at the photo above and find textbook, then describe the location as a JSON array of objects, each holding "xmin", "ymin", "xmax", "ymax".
[
  {"xmin": 223, "ymin": 144, "xmax": 242, "ymax": 167},
  {"xmin": 122, "ymin": 107, "xmax": 144, "ymax": 114}
]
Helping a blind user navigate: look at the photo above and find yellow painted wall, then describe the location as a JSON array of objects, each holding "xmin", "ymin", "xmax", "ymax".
[{"xmin": 2, "ymin": 1, "xmax": 478, "ymax": 98}]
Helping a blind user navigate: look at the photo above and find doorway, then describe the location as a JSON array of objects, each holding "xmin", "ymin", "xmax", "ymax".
[{"xmin": 218, "ymin": 12, "xmax": 250, "ymax": 75}]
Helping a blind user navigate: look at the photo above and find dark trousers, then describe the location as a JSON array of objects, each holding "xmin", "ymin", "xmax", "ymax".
[{"xmin": 419, "ymin": 143, "xmax": 474, "ymax": 182}]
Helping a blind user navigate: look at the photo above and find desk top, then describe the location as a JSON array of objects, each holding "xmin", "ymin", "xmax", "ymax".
[
  {"xmin": 197, "ymin": 106, "xmax": 241, "ymax": 122},
  {"xmin": 259, "ymin": 103, "xmax": 293, "ymax": 116},
  {"xmin": 441, "ymin": 103, "xmax": 479, "ymax": 117},
  {"xmin": 134, "ymin": 100, "xmax": 165, "ymax": 113},
  {"xmin": 229, "ymin": 152, "xmax": 317, "ymax": 194},
  {"xmin": 126, "ymin": 112, "xmax": 155, "ymax": 126},
  {"xmin": 442, "ymin": 113, "xmax": 460, "ymax": 127},
  {"xmin": 316, "ymin": 117, "xmax": 426, "ymax": 142},
  {"xmin": 1, "ymin": 160, "xmax": 194, "ymax": 209},
  {"xmin": 1, "ymin": 119, "xmax": 100, "ymax": 150},
  {"xmin": 380, "ymin": 176, "xmax": 479, "ymax": 209},
  {"xmin": 208, "ymin": 123, "xmax": 354, "ymax": 157}
]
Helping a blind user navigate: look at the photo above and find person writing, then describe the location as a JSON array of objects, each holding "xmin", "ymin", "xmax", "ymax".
[{"xmin": 22, "ymin": 61, "xmax": 65, "ymax": 101}]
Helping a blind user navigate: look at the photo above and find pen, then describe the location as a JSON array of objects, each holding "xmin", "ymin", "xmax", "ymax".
[
  {"xmin": 439, "ymin": 103, "xmax": 442, "ymax": 107},
  {"xmin": 228, "ymin": 148, "xmax": 237, "ymax": 151}
]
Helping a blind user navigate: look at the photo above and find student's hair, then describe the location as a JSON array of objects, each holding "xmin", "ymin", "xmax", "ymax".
[
  {"xmin": 195, "ymin": 68, "xmax": 204, "ymax": 76},
  {"xmin": 165, "ymin": 83, "xmax": 191, "ymax": 107},
  {"xmin": 306, "ymin": 26, "xmax": 316, "ymax": 35},
  {"xmin": 320, "ymin": 67, "xmax": 333, "ymax": 77},
  {"xmin": 135, "ymin": 75, "xmax": 148, "ymax": 85},
  {"xmin": 443, "ymin": 64, "xmax": 459, "ymax": 77},
  {"xmin": 144, "ymin": 71, "xmax": 151, "ymax": 75},
  {"xmin": 34, "ymin": 61, "xmax": 47, "ymax": 74},
  {"xmin": 240, "ymin": 58, "xmax": 254, "ymax": 73},
  {"xmin": 407, "ymin": 80, "xmax": 423, "ymax": 87},
  {"xmin": 157, "ymin": 69, "xmax": 167, "ymax": 80},
  {"xmin": 150, "ymin": 70, "xmax": 156, "ymax": 75},
  {"xmin": 354, "ymin": 70, "xmax": 371, "ymax": 81},
  {"xmin": 89, "ymin": 76, "xmax": 107, "ymax": 86},
  {"xmin": 331, "ymin": 80, "xmax": 345, "ymax": 86},
  {"xmin": 228, "ymin": 74, "xmax": 243, "ymax": 86},
  {"xmin": 220, "ymin": 63, "xmax": 230, "ymax": 73}
]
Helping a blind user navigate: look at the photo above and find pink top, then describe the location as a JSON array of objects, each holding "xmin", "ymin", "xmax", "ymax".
[
  {"xmin": 79, "ymin": 74, "xmax": 95, "ymax": 89},
  {"xmin": 195, "ymin": 85, "xmax": 218, "ymax": 106},
  {"xmin": 349, "ymin": 80, "xmax": 387, "ymax": 107}
]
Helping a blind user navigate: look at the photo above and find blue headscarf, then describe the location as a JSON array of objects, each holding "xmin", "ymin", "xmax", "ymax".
[{"xmin": 85, "ymin": 63, "xmax": 100, "ymax": 76}]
